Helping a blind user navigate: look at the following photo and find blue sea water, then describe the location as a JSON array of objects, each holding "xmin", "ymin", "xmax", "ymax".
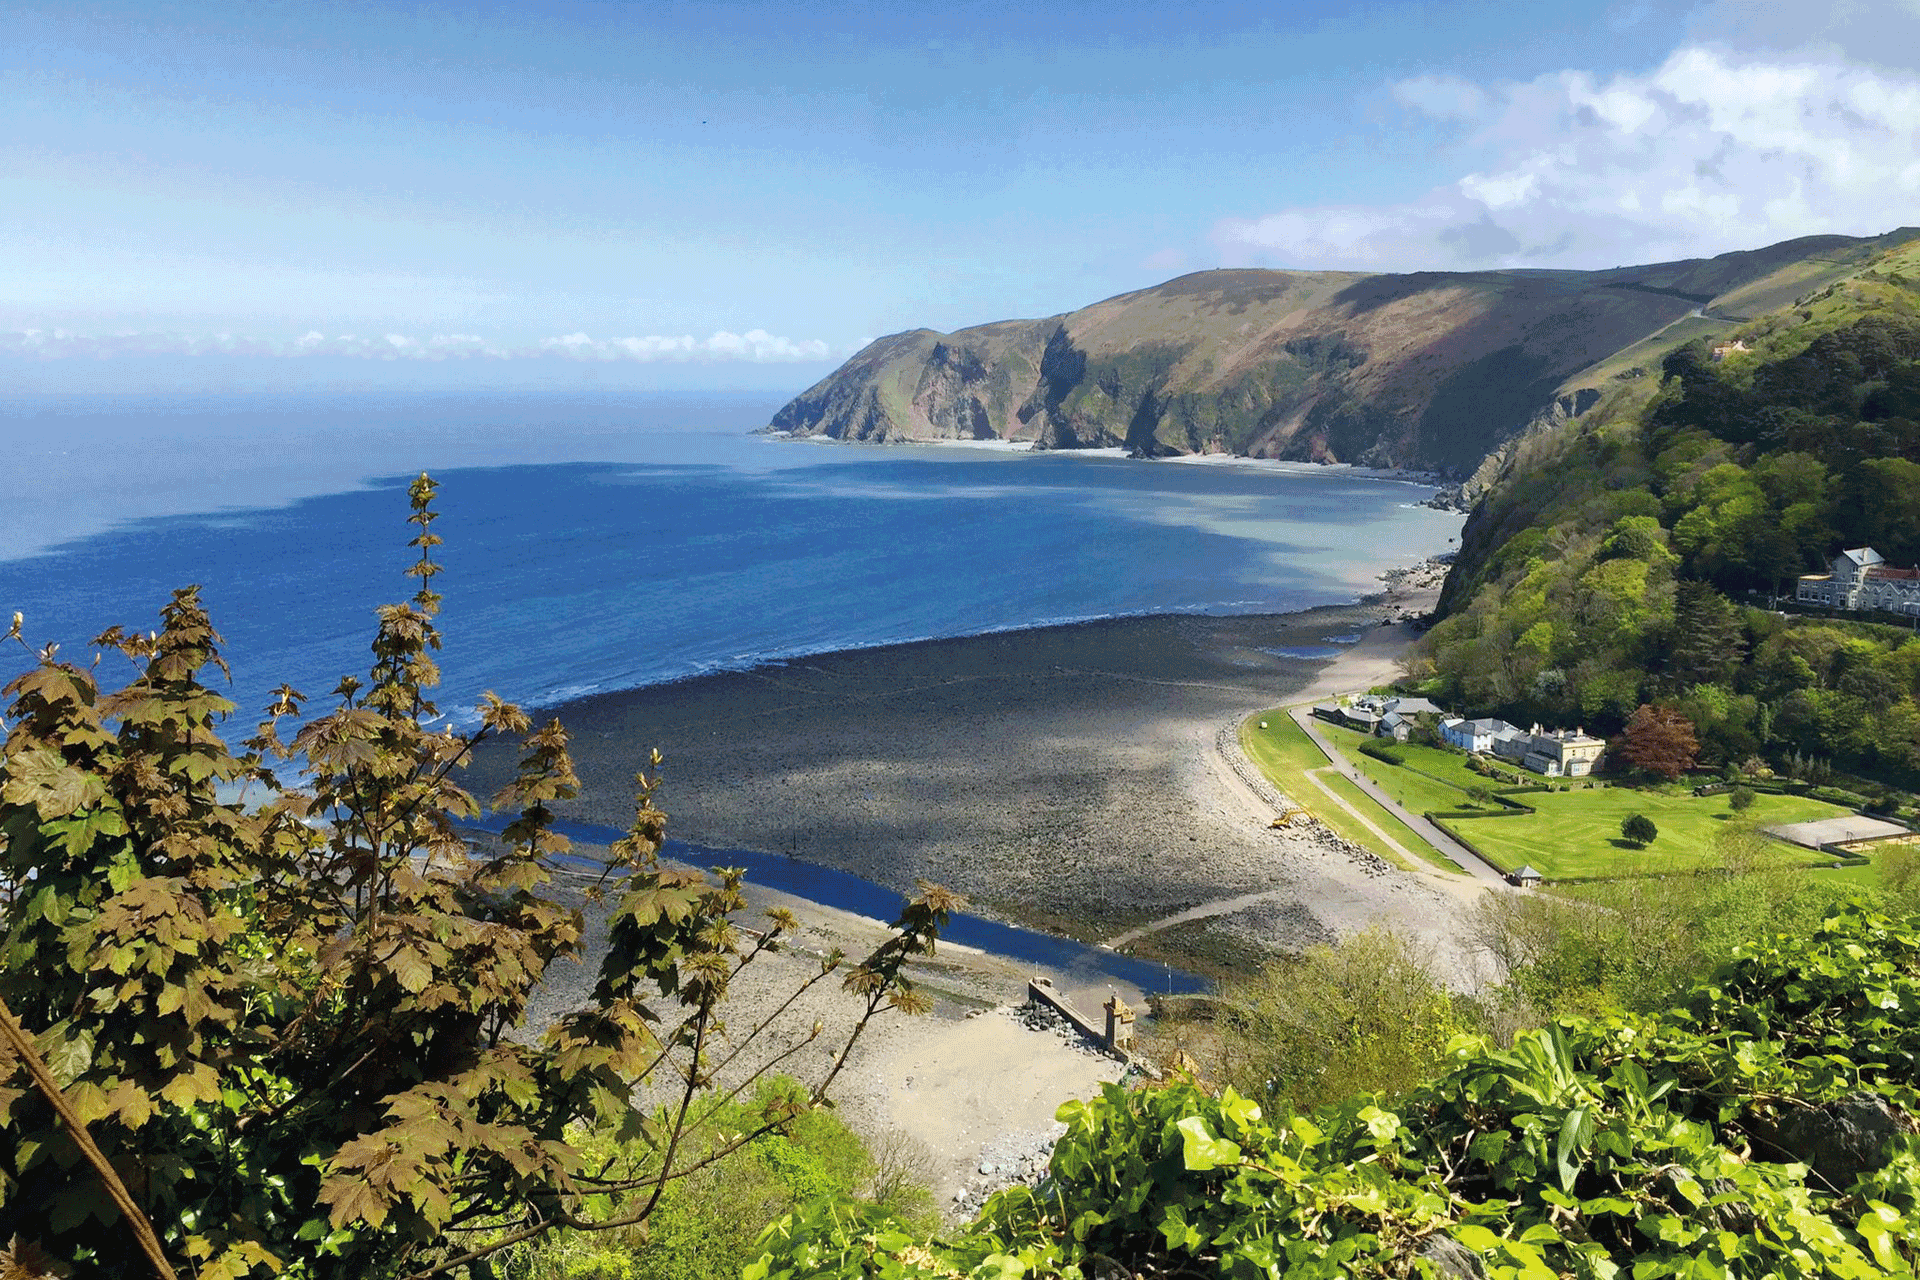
[{"xmin": 0, "ymin": 390, "xmax": 1460, "ymax": 725}]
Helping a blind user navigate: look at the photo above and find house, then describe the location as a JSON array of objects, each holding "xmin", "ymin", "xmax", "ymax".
[
  {"xmin": 1517, "ymin": 725, "xmax": 1606, "ymax": 778},
  {"xmin": 1797, "ymin": 547, "xmax": 1920, "ymax": 615},
  {"xmin": 1442, "ymin": 716, "xmax": 1521, "ymax": 753},
  {"xmin": 1709, "ymin": 340, "xmax": 1749, "ymax": 362},
  {"xmin": 1443, "ymin": 717, "xmax": 1604, "ymax": 777},
  {"xmin": 1509, "ymin": 865, "xmax": 1543, "ymax": 887}
]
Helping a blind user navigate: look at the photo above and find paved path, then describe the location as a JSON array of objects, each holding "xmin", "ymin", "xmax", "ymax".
[
  {"xmin": 1288, "ymin": 707, "xmax": 1512, "ymax": 889},
  {"xmin": 1296, "ymin": 765, "xmax": 1427, "ymax": 869}
]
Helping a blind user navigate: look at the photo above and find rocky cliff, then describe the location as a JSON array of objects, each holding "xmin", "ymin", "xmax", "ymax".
[{"xmin": 769, "ymin": 231, "xmax": 1918, "ymax": 477}]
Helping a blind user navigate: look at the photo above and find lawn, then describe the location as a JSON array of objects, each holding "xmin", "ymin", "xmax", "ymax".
[
  {"xmin": 1445, "ymin": 787, "xmax": 1850, "ymax": 879},
  {"xmin": 1239, "ymin": 714, "xmax": 1452, "ymax": 873}
]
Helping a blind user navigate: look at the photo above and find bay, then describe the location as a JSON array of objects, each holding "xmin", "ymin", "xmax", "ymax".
[{"xmin": 0, "ymin": 390, "xmax": 1461, "ymax": 727}]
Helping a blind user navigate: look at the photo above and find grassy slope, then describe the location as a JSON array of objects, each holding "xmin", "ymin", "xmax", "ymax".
[
  {"xmin": 1238, "ymin": 714, "xmax": 1446, "ymax": 872},
  {"xmin": 1314, "ymin": 723, "xmax": 1856, "ymax": 881},
  {"xmin": 1447, "ymin": 789, "xmax": 1845, "ymax": 878}
]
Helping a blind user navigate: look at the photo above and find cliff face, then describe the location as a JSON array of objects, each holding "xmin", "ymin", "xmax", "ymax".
[{"xmin": 769, "ymin": 232, "xmax": 1919, "ymax": 476}]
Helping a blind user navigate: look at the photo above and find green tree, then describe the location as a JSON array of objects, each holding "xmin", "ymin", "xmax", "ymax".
[
  {"xmin": 1727, "ymin": 785, "xmax": 1757, "ymax": 811},
  {"xmin": 1621, "ymin": 812, "xmax": 1658, "ymax": 845},
  {"xmin": 1664, "ymin": 582, "xmax": 1745, "ymax": 689},
  {"xmin": 0, "ymin": 476, "xmax": 950, "ymax": 1280}
]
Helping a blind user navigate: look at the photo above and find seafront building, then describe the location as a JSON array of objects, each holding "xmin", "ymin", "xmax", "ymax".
[
  {"xmin": 1439, "ymin": 716, "xmax": 1605, "ymax": 778},
  {"xmin": 1796, "ymin": 547, "xmax": 1920, "ymax": 615},
  {"xmin": 1315, "ymin": 694, "xmax": 1605, "ymax": 777}
]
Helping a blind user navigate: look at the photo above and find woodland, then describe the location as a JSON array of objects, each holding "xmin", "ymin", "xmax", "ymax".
[{"xmin": 1418, "ymin": 244, "xmax": 1920, "ymax": 796}]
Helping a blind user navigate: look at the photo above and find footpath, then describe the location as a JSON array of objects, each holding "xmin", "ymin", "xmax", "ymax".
[{"xmin": 1287, "ymin": 706, "xmax": 1513, "ymax": 889}]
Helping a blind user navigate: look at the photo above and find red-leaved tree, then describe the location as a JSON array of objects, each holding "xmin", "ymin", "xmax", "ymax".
[{"xmin": 1617, "ymin": 704, "xmax": 1700, "ymax": 780}]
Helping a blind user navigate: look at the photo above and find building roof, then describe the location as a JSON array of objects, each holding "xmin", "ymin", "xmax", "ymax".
[
  {"xmin": 1513, "ymin": 865, "xmax": 1542, "ymax": 880},
  {"xmin": 1843, "ymin": 547, "xmax": 1886, "ymax": 567},
  {"xmin": 1867, "ymin": 565, "xmax": 1920, "ymax": 581}
]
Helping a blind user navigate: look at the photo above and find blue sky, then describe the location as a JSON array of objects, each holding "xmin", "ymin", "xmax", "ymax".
[{"xmin": 5, "ymin": 0, "xmax": 1920, "ymax": 392}]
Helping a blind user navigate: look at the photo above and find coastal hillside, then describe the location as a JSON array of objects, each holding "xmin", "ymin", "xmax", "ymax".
[
  {"xmin": 1416, "ymin": 233, "xmax": 1920, "ymax": 787},
  {"xmin": 768, "ymin": 230, "xmax": 1918, "ymax": 476}
]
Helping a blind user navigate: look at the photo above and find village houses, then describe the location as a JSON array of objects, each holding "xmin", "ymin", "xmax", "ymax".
[
  {"xmin": 1313, "ymin": 695, "xmax": 1606, "ymax": 778},
  {"xmin": 1797, "ymin": 547, "xmax": 1920, "ymax": 615}
]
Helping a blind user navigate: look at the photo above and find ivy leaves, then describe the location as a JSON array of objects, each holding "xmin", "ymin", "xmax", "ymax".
[{"xmin": 755, "ymin": 903, "xmax": 1920, "ymax": 1280}]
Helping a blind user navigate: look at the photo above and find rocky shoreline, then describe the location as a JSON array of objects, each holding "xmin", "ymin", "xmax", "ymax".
[{"xmin": 494, "ymin": 583, "xmax": 1490, "ymax": 1210}]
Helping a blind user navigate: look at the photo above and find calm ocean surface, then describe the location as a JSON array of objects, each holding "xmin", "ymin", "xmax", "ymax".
[{"xmin": 0, "ymin": 390, "xmax": 1461, "ymax": 726}]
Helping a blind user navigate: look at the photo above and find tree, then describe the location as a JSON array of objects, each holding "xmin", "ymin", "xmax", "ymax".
[
  {"xmin": 1622, "ymin": 812, "xmax": 1659, "ymax": 846},
  {"xmin": 1728, "ymin": 785, "xmax": 1757, "ymax": 812},
  {"xmin": 1617, "ymin": 703, "xmax": 1700, "ymax": 780},
  {"xmin": 1664, "ymin": 582, "xmax": 1745, "ymax": 690},
  {"xmin": 0, "ymin": 476, "xmax": 950, "ymax": 1279}
]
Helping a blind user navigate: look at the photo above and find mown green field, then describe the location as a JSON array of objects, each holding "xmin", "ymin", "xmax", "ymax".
[
  {"xmin": 1445, "ymin": 787, "xmax": 1848, "ymax": 878},
  {"xmin": 1315, "ymin": 721, "xmax": 1857, "ymax": 880}
]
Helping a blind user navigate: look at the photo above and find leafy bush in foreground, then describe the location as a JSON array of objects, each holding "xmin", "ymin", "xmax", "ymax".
[
  {"xmin": 0, "ymin": 476, "xmax": 948, "ymax": 1280},
  {"xmin": 750, "ymin": 902, "xmax": 1920, "ymax": 1279}
]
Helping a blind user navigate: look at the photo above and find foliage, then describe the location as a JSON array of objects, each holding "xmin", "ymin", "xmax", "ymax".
[
  {"xmin": 0, "ymin": 476, "xmax": 948, "ymax": 1279},
  {"xmin": 1356, "ymin": 739, "xmax": 1404, "ymax": 765},
  {"xmin": 750, "ymin": 901, "xmax": 1920, "ymax": 1280},
  {"xmin": 493, "ymin": 1078, "xmax": 931, "ymax": 1280},
  {"xmin": 1621, "ymin": 812, "xmax": 1658, "ymax": 846},
  {"xmin": 1210, "ymin": 927, "xmax": 1468, "ymax": 1112},
  {"xmin": 1420, "ymin": 238, "xmax": 1920, "ymax": 792},
  {"xmin": 1728, "ymin": 784, "xmax": 1757, "ymax": 811},
  {"xmin": 1617, "ymin": 704, "xmax": 1699, "ymax": 780}
]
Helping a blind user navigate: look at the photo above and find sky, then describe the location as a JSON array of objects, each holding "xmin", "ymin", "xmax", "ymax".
[{"xmin": 5, "ymin": 0, "xmax": 1920, "ymax": 393}]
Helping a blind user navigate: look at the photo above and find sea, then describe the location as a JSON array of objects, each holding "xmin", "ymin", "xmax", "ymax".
[
  {"xmin": 0, "ymin": 389, "xmax": 1462, "ymax": 992},
  {"xmin": 0, "ymin": 390, "xmax": 1462, "ymax": 724}
]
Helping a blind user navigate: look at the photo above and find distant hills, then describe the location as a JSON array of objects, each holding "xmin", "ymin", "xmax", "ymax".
[{"xmin": 769, "ymin": 230, "xmax": 1920, "ymax": 477}]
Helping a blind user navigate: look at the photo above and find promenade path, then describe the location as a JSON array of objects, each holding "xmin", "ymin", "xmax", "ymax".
[{"xmin": 1287, "ymin": 707, "xmax": 1512, "ymax": 889}]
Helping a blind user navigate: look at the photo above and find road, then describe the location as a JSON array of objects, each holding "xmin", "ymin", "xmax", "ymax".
[{"xmin": 1288, "ymin": 707, "xmax": 1513, "ymax": 889}]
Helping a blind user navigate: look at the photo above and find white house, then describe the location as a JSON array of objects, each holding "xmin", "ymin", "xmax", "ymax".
[
  {"xmin": 1441, "ymin": 716, "xmax": 1519, "ymax": 753},
  {"xmin": 1797, "ymin": 547, "xmax": 1920, "ymax": 615},
  {"xmin": 1444, "ymin": 718, "xmax": 1604, "ymax": 777}
]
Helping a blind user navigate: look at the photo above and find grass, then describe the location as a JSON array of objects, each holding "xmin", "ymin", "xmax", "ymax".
[
  {"xmin": 1445, "ymin": 787, "xmax": 1849, "ymax": 879},
  {"xmin": 1239, "ymin": 714, "xmax": 1461, "ymax": 874}
]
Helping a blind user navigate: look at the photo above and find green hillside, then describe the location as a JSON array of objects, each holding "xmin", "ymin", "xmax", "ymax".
[{"xmin": 1418, "ymin": 235, "xmax": 1920, "ymax": 789}]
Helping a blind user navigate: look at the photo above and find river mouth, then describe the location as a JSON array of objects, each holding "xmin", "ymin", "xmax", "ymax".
[{"xmin": 470, "ymin": 813, "xmax": 1211, "ymax": 995}]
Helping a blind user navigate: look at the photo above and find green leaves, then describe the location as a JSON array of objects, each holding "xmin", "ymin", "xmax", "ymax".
[{"xmin": 1174, "ymin": 1116, "xmax": 1241, "ymax": 1172}]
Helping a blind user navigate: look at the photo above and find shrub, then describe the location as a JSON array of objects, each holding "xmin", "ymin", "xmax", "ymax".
[
  {"xmin": 1728, "ymin": 785, "xmax": 1758, "ymax": 812},
  {"xmin": 1622, "ymin": 812, "xmax": 1659, "ymax": 845},
  {"xmin": 1358, "ymin": 739, "xmax": 1406, "ymax": 764}
]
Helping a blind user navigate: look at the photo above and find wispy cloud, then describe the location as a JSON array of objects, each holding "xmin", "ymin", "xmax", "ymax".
[
  {"xmin": 1213, "ymin": 42, "xmax": 1920, "ymax": 272},
  {"xmin": 0, "ymin": 328, "xmax": 834, "ymax": 362}
]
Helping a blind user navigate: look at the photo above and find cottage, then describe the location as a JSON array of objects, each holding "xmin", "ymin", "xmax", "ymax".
[
  {"xmin": 1441, "ymin": 716, "xmax": 1520, "ymax": 753},
  {"xmin": 1509, "ymin": 865, "xmax": 1543, "ymax": 887},
  {"xmin": 1797, "ymin": 547, "xmax": 1920, "ymax": 616}
]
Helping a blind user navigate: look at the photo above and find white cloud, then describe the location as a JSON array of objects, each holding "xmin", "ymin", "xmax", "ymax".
[
  {"xmin": 0, "ymin": 327, "xmax": 835, "ymax": 363},
  {"xmin": 1214, "ymin": 40, "xmax": 1920, "ymax": 272}
]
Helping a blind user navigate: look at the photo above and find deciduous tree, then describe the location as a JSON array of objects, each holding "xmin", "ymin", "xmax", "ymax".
[
  {"xmin": 0, "ymin": 476, "xmax": 949, "ymax": 1280},
  {"xmin": 1616, "ymin": 703, "xmax": 1699, "ymax": 780}
]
